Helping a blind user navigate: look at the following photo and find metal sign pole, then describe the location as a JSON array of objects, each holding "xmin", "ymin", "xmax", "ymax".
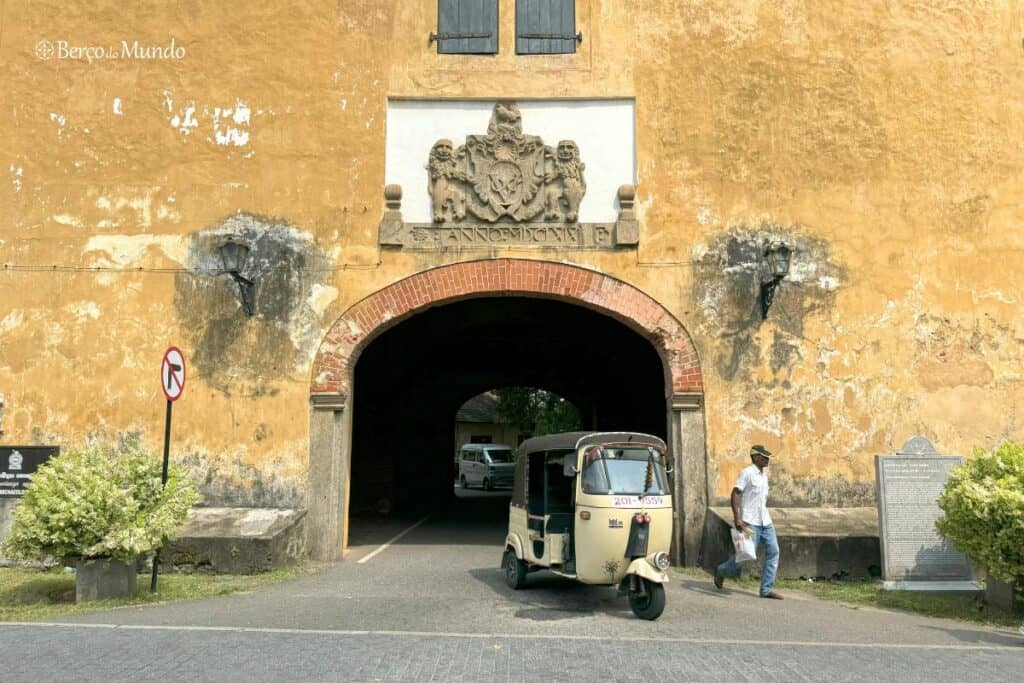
[{"xmin": 150, "ymin": 398, "xmax": 172, "ymax": 592}]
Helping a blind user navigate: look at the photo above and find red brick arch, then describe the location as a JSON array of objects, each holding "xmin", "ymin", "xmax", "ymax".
[{"xmin": 311, "ymin": 259, "xmax": 702, "ymax": 398}]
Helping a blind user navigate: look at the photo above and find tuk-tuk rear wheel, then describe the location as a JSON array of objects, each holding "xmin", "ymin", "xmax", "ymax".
[
  {"xmin": 628, "ymin": 579, "xmax": 666, "ymax": 620},
  {"xmin": 503, "ymin": 549, "xmax": 527, "ymax": 590}
]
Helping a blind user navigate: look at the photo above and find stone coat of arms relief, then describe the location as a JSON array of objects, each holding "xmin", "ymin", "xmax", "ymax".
[
  {"xmin": 380, "ymin": 101, "xmax": 635, "ymax": 249},
  {"xmin": 428, "ymin": 101, "xmax": 586, "ymax": 224}
]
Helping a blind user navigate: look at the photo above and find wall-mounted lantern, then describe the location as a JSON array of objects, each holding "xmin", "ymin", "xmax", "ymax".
[
  {"xmin": 759, "ymin": 241, "xmax": 793, "ymax": 320},
  {"xmin": 217, "ymin": 236, "xmax": 255, "ymax": 316}
]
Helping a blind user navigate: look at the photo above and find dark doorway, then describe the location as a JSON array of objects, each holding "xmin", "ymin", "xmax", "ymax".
[{"xmin": 349, "ymin": 297, "xmax": 666, "ymax": 523}]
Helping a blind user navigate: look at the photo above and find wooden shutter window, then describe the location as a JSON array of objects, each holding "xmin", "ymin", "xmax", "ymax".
[
  {"xmin": 436, "ymin": 0, "xmax": 499, "ymax": 55},
  {"xmin": 516, "ymin": 0, "xmax": 577, "ymax": 55}
]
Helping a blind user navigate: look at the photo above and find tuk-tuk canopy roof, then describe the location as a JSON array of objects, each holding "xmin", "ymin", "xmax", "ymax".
[{"xmin": 517, "ymin": 431, "xmax": 667, "ymax": 456}]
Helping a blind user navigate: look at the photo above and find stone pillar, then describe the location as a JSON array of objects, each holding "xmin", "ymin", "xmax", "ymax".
[
  {"xmin": 613, "ymin": 184, "xmax": 638, "ymax": 246},
  {"xmin": 308, "ymin": 392, "xmax": 350, "ymax": 561},
  {"xmin": 670, "ymin": 392, "xmax": 707, "ymax": 566},
  {"xmin": 378, "ymin": 184, "xmax": 404, "ymax": 246}
]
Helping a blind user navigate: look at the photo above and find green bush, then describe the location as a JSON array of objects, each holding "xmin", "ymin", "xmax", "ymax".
[
  {"xmin": 2, "ymin": 443, "xmax": 199, "ymax": 563},
  {"xmin": 936, "ymin": 442, "xmax": 1024, "ymax": 584}
]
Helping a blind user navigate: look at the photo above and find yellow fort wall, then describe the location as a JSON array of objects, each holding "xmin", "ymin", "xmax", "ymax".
[{"xmin": 1, "ymin": 1, "xmax": 1022, "ymax": 507}]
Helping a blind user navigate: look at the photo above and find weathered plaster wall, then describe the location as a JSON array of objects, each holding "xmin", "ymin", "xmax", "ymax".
[{"xmin": 1, "ymin": 1, "xmax": 1022, "ymax": 508}]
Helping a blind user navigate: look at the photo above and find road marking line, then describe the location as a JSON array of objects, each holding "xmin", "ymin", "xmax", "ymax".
[
  {"xmin": 356, "ymin": 516, "xmax": 429, "ymax": 564},
  {"xmin": 2, "ymin": 623, "xmax": 1021, "ymax": 651}
]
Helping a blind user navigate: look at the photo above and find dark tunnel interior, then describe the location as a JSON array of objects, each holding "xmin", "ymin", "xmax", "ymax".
[{"xmin": 349, "ymin": 296, "xmax": 667, "ymax": 518}]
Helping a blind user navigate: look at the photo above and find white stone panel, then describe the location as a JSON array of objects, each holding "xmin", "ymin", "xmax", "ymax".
[{"xmin": 385, "ymin": 99, "xmax": 635, "ymax": 223}]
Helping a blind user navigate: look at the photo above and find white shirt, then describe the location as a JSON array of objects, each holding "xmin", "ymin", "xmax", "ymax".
[{"xmin": 734, "ymin": 464, "xmax": 772, "ymax": 527}]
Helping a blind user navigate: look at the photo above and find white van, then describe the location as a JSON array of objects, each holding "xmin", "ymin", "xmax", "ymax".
[{"xmin": 458, "ymin": 443, "xmax": 515, "ymax": 490}]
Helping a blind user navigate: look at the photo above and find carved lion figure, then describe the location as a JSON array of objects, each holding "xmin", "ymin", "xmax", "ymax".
[
  {"xmin": 427, "ymin": 139, "xmax": 467, "ymax": 222},
  {"xmin": 544, "ymin": 140, "xmax": 586, "ymax": 222}
]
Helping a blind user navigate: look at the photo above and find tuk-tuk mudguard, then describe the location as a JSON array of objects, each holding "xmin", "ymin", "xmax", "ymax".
[
  {"xmin": 624, "ymin": 557, "xmax": 669, "ymax": 583},
  {"xmin": 505, "ymin": 533, "xmax": 526, "ymax": 560}
]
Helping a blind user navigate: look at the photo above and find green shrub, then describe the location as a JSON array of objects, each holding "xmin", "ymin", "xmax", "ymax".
[
  {"xmin": 2, "ymin": 443, "xmax": 199, "ymax": 563},
  {"xmin": 936, "ymin": 442, "xmax": 1024, "ymax": 584}
]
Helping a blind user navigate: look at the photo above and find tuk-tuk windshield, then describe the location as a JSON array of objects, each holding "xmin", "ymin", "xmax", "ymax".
[
  {"xmin": 581, "ymin": 446, "xmax": 668, "ymax": 496},
  {"xmin": 486, "ymin": 449, "xmax": 513, "ymax": 463}
]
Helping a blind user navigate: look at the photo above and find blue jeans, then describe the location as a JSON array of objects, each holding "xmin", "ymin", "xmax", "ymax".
[{"xmin": 716, "ymin": 524, "xmax": 779, "ymax": 596}]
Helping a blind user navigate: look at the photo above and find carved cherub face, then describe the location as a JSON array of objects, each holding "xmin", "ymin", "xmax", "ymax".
[
  {"xmin": 432, "ymin": 139, "xmax": 454, "ymax": 161},
  {"xmin": 556, "ymin": 140, "xmax": 578, "ymax": 162}
]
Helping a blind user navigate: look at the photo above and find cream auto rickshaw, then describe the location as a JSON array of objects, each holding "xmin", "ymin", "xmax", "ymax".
[{"xmin": 502, "ymin": 431, "xmax": 673, "ymax": 620}]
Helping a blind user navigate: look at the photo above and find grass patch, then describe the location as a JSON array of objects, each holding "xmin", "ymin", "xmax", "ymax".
[
  {"xmin": 776, "ymin": 578, "xmax": 1020, "ymax": 627},
  {"xmin": 674, "ymin": 567, "xmax": 1019, "ymax": 627},
  {"xmin": 0, "ymin": 565, "xmax": 304, "ymax": 622}
]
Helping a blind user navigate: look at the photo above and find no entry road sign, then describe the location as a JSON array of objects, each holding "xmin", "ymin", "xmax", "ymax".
[
  {"xmin": 153, "ymin": 346, "xmax": 186, "ymax": 592},
  {"xmin": 161, "ymin": 347, "xmax": 186, "ymax": 402}
]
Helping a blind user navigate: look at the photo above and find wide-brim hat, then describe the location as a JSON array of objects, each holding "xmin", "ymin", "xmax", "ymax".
[{"xmin": 750, "ymin": 444, "xmax": 773, "ymax": 458}]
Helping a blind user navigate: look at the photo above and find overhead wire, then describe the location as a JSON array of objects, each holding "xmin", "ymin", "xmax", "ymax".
[{"xmin": 0, "ymin": 262, "xmax": 381, "ymax": 275}]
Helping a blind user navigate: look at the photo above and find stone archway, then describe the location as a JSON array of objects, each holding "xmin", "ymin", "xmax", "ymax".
[{"xmin": 308, "ymin": 259, "xmax": 707, "ymax": 564}]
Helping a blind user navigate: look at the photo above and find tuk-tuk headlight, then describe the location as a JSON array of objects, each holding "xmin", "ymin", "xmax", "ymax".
[{"xmin": 650, "ymin": 552, "xmax": 670, "ymax": 570}]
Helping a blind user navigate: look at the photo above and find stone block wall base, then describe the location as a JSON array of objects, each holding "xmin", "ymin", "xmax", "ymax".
[
  {"xmin": 162, "ymin": 507, "xmax": 308, "ymax": 574},
  {"xmin": 702, "ymin": 507, "xmax": 881, "ymax": 580},
  {"xmin": 76, "ymin": 557, "xmax": 135, "ymax": 602}
]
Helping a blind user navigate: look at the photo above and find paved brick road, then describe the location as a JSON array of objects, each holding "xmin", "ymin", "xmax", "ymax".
[
  {"xmin": 5, "ymin": 489, "xmax": 1021, "ymax": 681},
  {"xmin": 1, "ymin": 623, "xmax": 1021, "ymax": 682}
]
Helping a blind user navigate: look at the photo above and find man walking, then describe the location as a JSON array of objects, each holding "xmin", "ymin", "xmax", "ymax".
[{"xmin": 714, "ymin": 444, "xmax": 783, "ymax": 599}]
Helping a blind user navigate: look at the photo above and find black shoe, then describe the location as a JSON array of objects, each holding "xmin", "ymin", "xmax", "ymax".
[{"xmin": 714, "ymin": 569, "xmax": 724, "ymax": 590}]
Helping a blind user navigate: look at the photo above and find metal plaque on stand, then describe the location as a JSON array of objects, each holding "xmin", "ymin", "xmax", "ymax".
[{"xmin": 875, "ymin": 437, "xmax": 979, "ymax": 591}]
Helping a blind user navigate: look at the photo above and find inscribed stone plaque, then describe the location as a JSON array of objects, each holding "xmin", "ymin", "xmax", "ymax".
[{"xmin": 875, "ymin": 438, "xmax": 973, "ymax": 586}]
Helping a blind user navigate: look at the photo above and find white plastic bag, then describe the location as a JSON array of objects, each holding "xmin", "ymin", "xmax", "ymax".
[{"xmin": 731, "ymin": 528, "xmax": 757, "ymax": 563}]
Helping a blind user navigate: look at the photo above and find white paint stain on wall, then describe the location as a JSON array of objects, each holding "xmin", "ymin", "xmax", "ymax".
[
  {"xmin": 94, "ymin": 190, "xmax": 161, "ymax": 229},
  {"xmin": 169, "ymin": 101, "xmax": 199, "ymax": 136},
  {"xmin": 306, "ymin": 284, "xmax": 339, "ymax": 316},
  {"xmin": 696, "ymin": 206, "xmax": 717, "ymax": 226},
  {"xmin": 212, "ymin": 100, "xmax": 251, "ymax": 147},
  {"xmin": 53, "ymin": 214, "xmax": 83, "ymax": 227},
  {"xmin": 164, "ymin": 93, "xmax": 259, "ymax": 147},
  {"xmin": 84, "ymin": 234, "xmax": 189, "ymax": 268},
  {"xmin": 112, "ymin": 98, "xmax": 123, "ymax": 115},
  {"xmin": 49, "ymin": 112, "xmax": 67, "ymax": 139},
  {"xmin": 66, "ymin": 301, "xmax": 101, "ymax": 323},
  {"xmin": 817, "ymin": 275, "xmax": 840, "ymax": 291},
  {"xmin": 0, "ymin": 310, "xmax": 25, "ymax": 333},
  {"xmin": 9, "ymin": 165, "xmax": 23, "ymax": 193}
]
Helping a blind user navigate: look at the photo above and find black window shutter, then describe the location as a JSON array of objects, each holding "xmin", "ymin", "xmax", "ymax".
[
  {"xmin": 437, "ymin": 0, "xmax": 498, "ymax": 54},
  {"xmin": 516, "ymin": 0, "xmax": 576, "ymax": 54}
]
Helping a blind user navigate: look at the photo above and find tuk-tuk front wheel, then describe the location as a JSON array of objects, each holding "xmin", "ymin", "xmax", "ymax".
[
  {"xmin": 628, "ymin": 579, "xmax": 666, "ymax": 620},
  {"xmin": 503, "ymin": 549, "xmax": 527, "ymax": 590}
]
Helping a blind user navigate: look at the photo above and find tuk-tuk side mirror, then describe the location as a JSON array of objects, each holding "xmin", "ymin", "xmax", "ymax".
[
  {"xmin": 563, "ymin": 453, "xmax": 579, "ymax": 476},
  {"xmin": 661, "ymin": 453, "xmax": 674, "ymax": 474}
]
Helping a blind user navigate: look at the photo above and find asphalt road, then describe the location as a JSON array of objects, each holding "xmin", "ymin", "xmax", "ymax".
[{"xmin": 3, "ymin": 487, "xmax": 1022, "ymax": 681}]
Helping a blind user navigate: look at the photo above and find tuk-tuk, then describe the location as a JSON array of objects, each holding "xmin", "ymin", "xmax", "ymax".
[{"xmin": 502, "ymin": 431, "xmax": 673, "ymax": 620}]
